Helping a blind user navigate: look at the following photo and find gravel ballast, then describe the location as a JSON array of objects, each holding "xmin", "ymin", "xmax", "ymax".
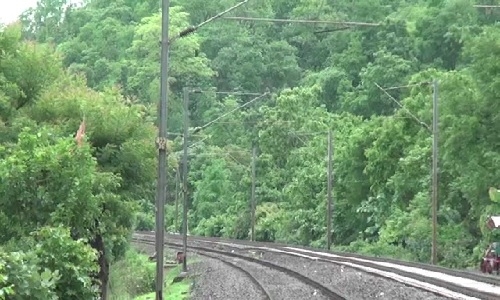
[
  {"xmin": 219, "ymin": 255, "xmax": 331, "ymax": 300},
  {"xmin": 241, "ymin": 250, "xmax": 451, "ymax": 300},
  {"xmin": 132, "ymin": 242, "xmax": 268, "ymax": 299},
  {"xmin": 133, "ymin": 238, "xmax": 453, "ymax": 299},
  {"xmin": 189, "ymin": 255, "xmax": 268, "ymax": 300},
  {"xmin": 187, "ymin": 241, "xmax": 452, "ymax": 300}
]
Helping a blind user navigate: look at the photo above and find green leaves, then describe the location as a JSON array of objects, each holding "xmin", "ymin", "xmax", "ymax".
[
  {"xmin": 488, "ymin": 188, "xmax": 500, "ymax": 204},
  {"xmin": 0, "ymin": 25, "xmax": 62, "ymax": 125},
  {"xmin": 0, "ymin": 226, "xmax": 99, "ymax": 300},
  {"xmin": 4, "ymin": 0, "xmax": 500, "ymax": 272},
  {"xmin": 126, "ymin": 7, "xmax": 214, "ymax": 102},
  {"xmin": 0, "ymin": 126, "xmax": 114, "ymax": 240},
  {"xmin": 31, "ymin": 226, "xmax": 99, "ymax": 299},
  {"xmin": 0, "ymin": 249, "xmax": 58, "ymax": 300}
]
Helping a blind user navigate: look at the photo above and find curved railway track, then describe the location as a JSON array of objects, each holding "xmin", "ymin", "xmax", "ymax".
[
  {"xmin": 132, "ymin": 237, "xmax": 273, "ymax": 300},
  {"xmin": 213, "ymin": 244, "xmax": 497, "ymax": 300},
  {"xmin": 132, "ymin": 236, "xmax": 347, "ymax": 300},
  {"xmin": 135, "ymin": 231, "xmax": 500, "ymax": 300},
  {"xmin": 193, "ymin": 252, "xmax": 273, "ymax": 300},
  {"xmin": 156, "ymin": 232, "xmax": 499, "ymax": 286}
]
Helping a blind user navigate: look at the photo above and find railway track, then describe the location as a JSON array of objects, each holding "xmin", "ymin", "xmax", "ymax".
[
  {"xmin": 168, "ymin": 233, "xmax": 500, "ymax": 286},
  {"xmin": 192, "ymin": 252, "xmax": 273, "ymax": 300},
  {"xmin": 132, "ymin": 237, "xmax": 272, "ymax": 300},
  {"xmin": 132, "ymin": 236, "xmax": 347, "ymax": 300},
  {"xmin": 134, "ymin": 231, "xmax": 500, "ymax": 300}
]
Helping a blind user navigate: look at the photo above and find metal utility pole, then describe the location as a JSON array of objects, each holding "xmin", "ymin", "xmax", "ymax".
[
  {"xmin": 175, "ymin": 168, "xmax": 180, "ymax": 232},
  {"xmin": 327, "ymin": 130, "xmax": 333, "ymax": 250},
  {"xmin": 155, "ymin": 0, "xmax": 169, "ymax": 298},
  {"xmin": 431, "ymin": 79, "xmax": 439, "ymax": 265},
  {"xmin": 182, "ymin": 87, "xmax": 190, "ymax": 272},
  {"xmin": 152, "ymin": 2, "xmax": 251, "ymax": 297},
  {"xmin": 250, "ymin": 145, "xmax": 257, "ymax": 241}
]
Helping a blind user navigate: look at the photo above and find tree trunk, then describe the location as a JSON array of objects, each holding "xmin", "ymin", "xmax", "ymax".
[
  {"xmin": 90, "ymin": 228, "xmax": 109, "ymax": 300},
  {"xmin": 97, "ymin": 234, "xmax": 109, "ymax": 300}
]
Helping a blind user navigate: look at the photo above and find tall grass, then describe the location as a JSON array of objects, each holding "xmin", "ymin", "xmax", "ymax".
[
  {"xmin": 108, "ymin": 250, "xmax": 156, "ymax": 299},
  {"xmin": 108, "ymin": 248, "xmax": 192, "ymax": 300}
]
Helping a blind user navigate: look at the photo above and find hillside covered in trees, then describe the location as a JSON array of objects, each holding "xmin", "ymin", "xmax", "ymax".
[{"xmin": 1, "ymin": 0, "xmax": 500, "ymax": 297}]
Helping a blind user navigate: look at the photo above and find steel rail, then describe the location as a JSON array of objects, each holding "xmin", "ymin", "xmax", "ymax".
[
  {"xmin": 132, "ymin": 236, "xmax": 347, "ymax": 300},
  {"xmin": 132, "ymin": 238, "xmax": 272, "ymax": 300},
  {"xmin": 137, "ymin": 231, "xmax": 500, "ymax": 286},
  {"xmin": 135, "ymin": 232, "xmax": 500, "ymax": 300}
]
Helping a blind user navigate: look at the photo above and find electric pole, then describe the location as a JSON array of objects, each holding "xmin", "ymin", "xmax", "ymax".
[
  {"xmin": 175, "ymin": 168, "xmax": 180, "ymax": 233},
  {"xmin": 155, "ymin": 0, "xmax": 170, "ymax": 298},
  {"xmin": 151, "ymin": 2, "xmax": 250, "ymax": 297},
  {"xmin": 182, "ymin": 87, "xmax": 190, "ymax": 272},
  {"xmin": 431, "ymin": 79, "xmax": 439, "ymax": 265},
  {"xmin": 327, "ymin": 130, "xmax": 333, "ymax": 250},
  {"xmin": 178, "ymin": 89, "xmax": 266, "ymax": 257},
  {"xmin": 251, "ymin": 145, "xmax": 257, "ymax": 241}
]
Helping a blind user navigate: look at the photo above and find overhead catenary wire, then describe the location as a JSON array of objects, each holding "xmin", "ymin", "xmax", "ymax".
[
  {"xmin": 168, "ymin": 116, "xmax": 424, "ymax": 146},
  {"xmin": 171, "ymin": 0, "xmax": 250, "ymax": 42},
  {"xmin": 221, "ymin": 16, "xmax": 380, "ymax": 27},
  {"xmin": 168, "ymin": 132, "xmax": 204, "ymax": 138},
  {"xmin": 173, "ymin": 84, "xmax": 429, "ymax": 134},
  {"xmin": 220, "ymin": 3, "xmax": 494, "ymax": 30},
  {"xmin": 151, "ymin": 0, "xmax": 458, "ymax": 290},
  {"xmin": 474, "ymin": 5, "xmax": 500, "ymax": 8},
  {"xmin": 174, "ymin": 88, "xmax": 267, "ymax": 165},
  {"xmin": 192, "ymin": 92, "xmax": 270, "ymax": 134},
  {"xmin": 177, "ymin": 150, "xmax": 252, "ymax": 165},
  {"xmin": 170, "ymin": 130, "xmax": 334, "ymax": 156},
  {"xmin": 183, "ymin": 149, "xmax": 252, "ymax": 155},
  {"xmin": 381, "ymin": 81, "xmax": 432, "ymax": 91},
  {"xmin": 184, "ymin": 116, "xmax": 420, "ymax": 125},
  {"xmin": 190, "ymin": 90, "xmax": 264, "ymax": 96},
  {"xmin": 374, "ymin": 82, "xmax": 431, "ymax": 132},
  {"xmin": 373, "ymin": 80, "xmax": 440, "ymax": 265},
  {"xmin": 186, "ymin": 136, "xmax": 210, "ymax": 149},
  {"xmin": 168, "ymin": 89, "xmax": 268, "ymax": 150},
  {"xmin": 180, "ymin": 131, "xmax": 331, "ymax": 155}
]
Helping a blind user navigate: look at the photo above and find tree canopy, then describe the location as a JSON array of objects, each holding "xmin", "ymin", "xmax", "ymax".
[{"xmin": 1, "ymin": 0, "xmax": 500, "ymax": 297}]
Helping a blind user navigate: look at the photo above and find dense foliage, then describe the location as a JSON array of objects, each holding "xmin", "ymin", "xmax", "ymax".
[{"xmin": 0, "ymin": 0, "xmax": 499, "ymax": 297}]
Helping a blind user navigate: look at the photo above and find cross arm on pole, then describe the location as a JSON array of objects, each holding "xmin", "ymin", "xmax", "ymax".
[{"xmin": 170, "ymin": 0, "xmax": 250, "ymax": 44}]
